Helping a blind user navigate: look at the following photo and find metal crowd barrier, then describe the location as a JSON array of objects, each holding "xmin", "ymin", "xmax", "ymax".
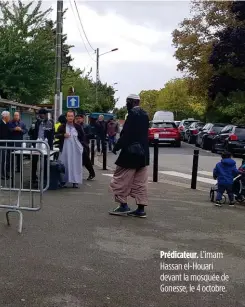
[{"xmin": 0, "ymin": 140, "xmax": 51, "ymax": 233}]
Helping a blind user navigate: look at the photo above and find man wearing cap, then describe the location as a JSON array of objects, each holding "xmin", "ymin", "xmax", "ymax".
[
  {"xmin": 0, "ymin": 111, "xmax": 11, "ymax": 179},
  {"xmin": 29, "ymin": 108, "xmax": 54, "ymax": 184},
  {"xmin": 109, "ymin": 94, "xmax": 150, "ymax": 218}
]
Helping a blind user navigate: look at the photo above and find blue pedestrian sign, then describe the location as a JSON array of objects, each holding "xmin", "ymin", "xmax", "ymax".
[{"xmin": 67, "ymin": 96, "xmax": 80, "ymax": 108}]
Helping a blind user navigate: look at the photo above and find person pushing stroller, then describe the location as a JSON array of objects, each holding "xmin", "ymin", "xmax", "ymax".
[{"xmin": 213, "ymin": 152, "xmax": 240, "ymax": 207}]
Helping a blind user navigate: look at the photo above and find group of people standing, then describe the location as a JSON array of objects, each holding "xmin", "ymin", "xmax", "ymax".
[
  {"xmin": 0, "ymin": 111, "xmax": 27, "ymax": 179},
  {"xmin": 0, "ymin": 94, "xmax": 150, "ymax": 218}
]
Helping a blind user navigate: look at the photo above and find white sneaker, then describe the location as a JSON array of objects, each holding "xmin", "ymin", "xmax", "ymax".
[{"xmin": 215, "ymin": 202, "xmax": 222, "ymax": 207}]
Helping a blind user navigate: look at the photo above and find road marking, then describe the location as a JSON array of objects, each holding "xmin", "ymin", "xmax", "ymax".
[
  {"xmin": 198, "ymin": 171, "xmax": 213, "ymax": 177},
  {"xmin": 101, "ymin": 173, "xmax": 209, "ymax": 191},
  {"xmin": 159, "ymin": 171, "xmax": 216, "ymax": 184}
]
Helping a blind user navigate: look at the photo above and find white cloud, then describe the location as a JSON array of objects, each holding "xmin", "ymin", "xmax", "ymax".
[
  {"xmin": 47, "ymin": 1, "xmax": 183, "ymax": 107},
  {"xmin": 55, "ymin": 2, "xmax": 173, "ymax": 65}
]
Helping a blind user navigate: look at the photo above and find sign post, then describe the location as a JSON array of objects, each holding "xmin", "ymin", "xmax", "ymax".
[{"xmin": 67, "ymin": 96, "xmax": 80, "ymax": 109}]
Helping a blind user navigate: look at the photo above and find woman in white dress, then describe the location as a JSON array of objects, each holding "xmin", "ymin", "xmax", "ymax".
[{"xmin": 56, "ymin": 110, "xmax": 86, "ymax": 188}]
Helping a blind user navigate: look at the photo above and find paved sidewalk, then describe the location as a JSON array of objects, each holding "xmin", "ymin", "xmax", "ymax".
[{"xmin": 1, "ymin": 166, "xmax": 245, "ymax": 306}]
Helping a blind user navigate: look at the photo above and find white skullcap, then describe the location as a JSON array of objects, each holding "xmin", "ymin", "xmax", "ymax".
[
  {"xmin": 127, "ymin": 94, "xmax": 140, "ymax": 100},
  {"xmin": 1, "ymin": 111, "xmax": 10, "ymax": 117}
]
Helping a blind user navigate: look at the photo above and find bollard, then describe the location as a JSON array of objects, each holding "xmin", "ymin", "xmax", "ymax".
[
  {"xmin": 102, "ymin": 141, "xmax": 107, "ymax": 170},
  {"xmin": 91, "ymin": 139, "xmax": 95, "ymax": 166},
  {"xmin": 191, "ymin": 149, "xmax": 199, "ymax": 189},
  {"xmin": 153, "ymin": 133, "xmax": 159, "ymax": 182}
]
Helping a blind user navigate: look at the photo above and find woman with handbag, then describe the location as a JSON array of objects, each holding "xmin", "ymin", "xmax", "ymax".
[{"xmin": 109, "ymin": 94, "xmax": 150, "ymax": 218}]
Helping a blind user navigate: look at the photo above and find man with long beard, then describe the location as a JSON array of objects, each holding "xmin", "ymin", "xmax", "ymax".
[{"xmin": 109, "ymin": 94, "xmax": 150, "ymax": 218}]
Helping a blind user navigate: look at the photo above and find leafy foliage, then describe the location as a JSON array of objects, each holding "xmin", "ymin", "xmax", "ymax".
[
  {"xmin": 0, "ymin": 0, "xmax": 116, "ymax": 113},
  {"xmin": 139, "ymin": 90, "xmax": 159, "ymax": 120},
  {"xmin": 113, "ymin": 106, "xmax": 127, "ymax": 120},
  {"xmin": 0, "ymin": 1, "xmax": 55, "ymax": 103},
  {"xmin": 156, "ymin": 78, "xmax": 205, "ymax": 120},
  {"xmin": 62, "ymin": 69, "xmax": 116, "ymax": 113},
  {"xmin": 171, "ymin": 0, "xmax": 245, "ymax": 123},
  {"xmin": 209, "ymin": 1, "xmax": 245, "ymax": 102}
]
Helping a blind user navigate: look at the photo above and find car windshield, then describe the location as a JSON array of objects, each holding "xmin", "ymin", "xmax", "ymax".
[
  {"xmin": 196, "ymin": 123, "xmax": 205, "ymax": 127},
  {"xmin": 184, "ymin": 121, "xmax": 197, "ymax": 127},
  {"xmin": 213, "ymin": 125, "xmax": 225, "ymax": 132},
  {"xmin": 151, "ymin": 122, "xmax": 176, "ymax": 128}
]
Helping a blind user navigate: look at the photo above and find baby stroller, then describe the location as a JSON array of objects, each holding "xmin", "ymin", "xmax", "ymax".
[{"xmin": 210, "ymin": 174, "xmax": 245, "ymax": 204}]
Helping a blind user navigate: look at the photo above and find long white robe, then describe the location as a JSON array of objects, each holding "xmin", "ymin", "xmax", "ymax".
[{"xmin": 60, "ymin": 124, "xmax": 83, "ymax": 184}]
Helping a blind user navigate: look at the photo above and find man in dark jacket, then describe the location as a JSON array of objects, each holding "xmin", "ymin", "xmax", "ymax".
[
  {"xmin": 109, "ymin": 94, "xmax": 150, "ymax": 218},
  {"xmin": 29, "ymin": 108, "xmax": 54, "ymax": 184},
  {"xmin": 75, "ymin": 114, "xmax": 95, "ymax": 180},
  {"xmin": 95, "ymin": 114, "xmax": 107, "ymax": 154},
  {"xmin": 8, "ymin": 112, "xmax": 27, "ymax": 172},
  {"xmin": 28, "ymin": 109, "xmax": 54, "ymax": 149},
  {"xmin": 0, "ymin": 111, "xmax": 11, "ymax": 179},
  {"xmin": 0, "ymin": 111, "xmax": 11, "ymax": 180}
]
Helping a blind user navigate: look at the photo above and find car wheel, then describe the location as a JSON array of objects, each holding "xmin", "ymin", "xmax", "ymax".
[
  {"xmin": 200, "ymin": 139, "xmax": 204, "ymax": 149},
  {"xmin": 226, "ymin": 143, "xmax": 233, "ymax": 154},
  {"xmin": 188, "ymin": 135, "xmax": 192, "ymax": 144},
  {"xmin": 201, "ymin": 138, "xmax": 207, "ymax": 150},
  {"xmin": 211, "ymin": 143, "xmax": 216, "ymax": 153},
  {"xmin": 175, "ymin": 140, "xmax": 181, "ymax": 147}
]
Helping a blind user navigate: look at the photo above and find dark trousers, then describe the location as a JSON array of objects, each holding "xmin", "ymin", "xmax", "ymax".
[
  {"xmin": 0, "ymin": 149, "xmax": 10, "ymax": 177},
  {"xmin": 216, "ymin": 184, "xmax": 234, "ymax": 202},
  {"xmin": 96, "ymin": 136, "xmax": 105, "ymax": 153},
  {"xmin": 32, "ymin": 155, "xmax": 48, "ymax": 183},
  {"xmin": 83, "ymin": 149, "xmax": 95, "ymax": 176}
]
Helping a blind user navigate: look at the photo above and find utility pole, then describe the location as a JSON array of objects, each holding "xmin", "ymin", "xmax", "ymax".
[
  {"xmin": 54, "ymin": 0, "xmax": 63, "ymax": 123},
  {"xmin": 96, "ymin": 48, "xmax": 99, "ymax": 106}
]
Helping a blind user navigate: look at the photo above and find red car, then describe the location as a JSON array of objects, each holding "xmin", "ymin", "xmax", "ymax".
[{"xmin": 148, "ymin": 121, "xmax": 181, "ymax": 147}]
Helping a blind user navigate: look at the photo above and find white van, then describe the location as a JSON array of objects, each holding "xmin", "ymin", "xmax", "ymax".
[{"xmin": 153, "ymin": 111, "xmax": 174, "ymax": 122}]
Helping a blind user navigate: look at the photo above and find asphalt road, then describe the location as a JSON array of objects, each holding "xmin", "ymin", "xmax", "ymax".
[
  {"xmin": 100, "ymin": 142, "xmax": 243, "ymax": 191},
  {"xmin": 2, "ymin": 170, "xmax": 245, "ymax": 306}
]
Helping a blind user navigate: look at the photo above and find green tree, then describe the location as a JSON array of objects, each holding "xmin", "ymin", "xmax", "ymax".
[
  {"xmin": 62, "ymin": 69, "xmax": 116, "ymax": 113},
  {"xmin": 172, "ymin": 0, "xmax": 237, "ymax": 114},
  {"xmin": 139, "ymin": 90, "xmax": 159, "ymax": 120},
  {"xmin": 157, "ymin": 78, "xmax": 205, "ymax": 119},
  {"xmin": 0, "ymin": 0, "xmax": 55, "ymax": 103},
  {"xmin": 113, "ymin": 106, "xmax": 127, "ymax": 119}
]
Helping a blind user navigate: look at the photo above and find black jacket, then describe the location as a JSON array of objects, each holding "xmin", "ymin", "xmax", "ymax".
[
  {"xmin": 81, "ymin": 123, "xmax": 94, "ymax": 144},
  {"xmin": 114, "ymin": 107, "xmax": 149, "ymax": 169},
  {"xmin": 8, "ymin": 120, "xmax": 27, "ymax": 140},
  {"xmin": 55, "ymin": 123, "xmax": 88, "ymax": 153},
  {"xmin": 95, "ymin": 120, "xmax": 107, "ymax": 138},
  {"xmin": 0, "ymin": 120, "xmax": 11, "ymax": 145},
  {"xmin": 29, "ymin": 119, "xmax": 54, "ymax": 150}
]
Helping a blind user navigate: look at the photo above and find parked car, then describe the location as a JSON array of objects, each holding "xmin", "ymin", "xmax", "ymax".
[
  {"xmin": 153, "ymin": 111, "xmax": 174, "ymax": 122},
  {"xmin": 178, "ymin": 119, "xmax": 200, "ymax": 140},
  {"xmin": 148, "ymin": 120, "xmax": 181, "ymax": 147},
  {"xmin": 185, "ymin": 122, "xmax": 205, "ymax": 144},
  {"xmin": 211, "ymin": 125, "xmax": 245, "ymax": 155},
  {"xmin": 174, "ymin": 121, "xmax": 180, "ymax": 127},
  {"xmin": 196, "ymin": 123, "xmax": 227, "ymax": 150}
]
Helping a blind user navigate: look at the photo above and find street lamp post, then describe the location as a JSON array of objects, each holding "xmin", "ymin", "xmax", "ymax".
[{"xmin": 96, "ymin": 48, "xmax": 118, "ymax": 105}]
